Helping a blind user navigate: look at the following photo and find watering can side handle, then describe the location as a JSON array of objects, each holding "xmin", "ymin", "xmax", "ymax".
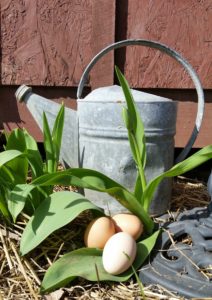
[{"xmin": 77, "ymin": 39, "xmax": 205, "ymax": 163}]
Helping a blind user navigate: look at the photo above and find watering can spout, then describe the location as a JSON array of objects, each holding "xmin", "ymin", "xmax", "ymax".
[
  {"xmin": 14, "ymin": 39, "xmax": 205, "ymax": 216},
  {"xmin": 15, "ymin": 84, "xmax": 79, "ymax": 168},
  {"xmin": 15, "ymin": 84, "xmax": 32, "ymax": 102}
]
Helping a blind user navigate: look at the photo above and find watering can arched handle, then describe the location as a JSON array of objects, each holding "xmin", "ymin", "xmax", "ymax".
[{"xmin": 77, "ymin": 39, "xmax": 205, "ymax": 163}]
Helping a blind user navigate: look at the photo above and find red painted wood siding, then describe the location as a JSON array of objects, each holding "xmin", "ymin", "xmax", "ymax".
[
  {"xmin": 1, "ymin": 0, "xmax": 115, "ymax": 87},
  {"xmin": 0, "ymin": 0, "xmax": 212, "ymax": 148},
  {"xmin": 122, "ymin": 0, "xmax": 212, "ymax": 89}
]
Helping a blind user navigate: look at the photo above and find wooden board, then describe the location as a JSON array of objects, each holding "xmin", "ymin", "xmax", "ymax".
[
  {"xmin": 1, "ymin": 0, "xmax": 115, "ymax": 87},
  {"xmin": 90, "ymin": 0, "xmax": 115, "ymax": 89},
  {"xmin": 0, "ymin": 0, "xmax": 115, "ymax": 140},
  {"xmin": 118, "ymin": 0, "xmax": 212, "ymax": 89},
  {"xmin": 175, "ymin": 102, "xmax": 212, "ymax": 148},
  {"xmin": 0, "ymin": 0, "xmax": 211, "ymax": 149}
]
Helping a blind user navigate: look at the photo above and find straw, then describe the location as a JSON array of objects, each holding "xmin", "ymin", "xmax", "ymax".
[{"xmin": 0, "ymin": 177, "xmax": 210, "ymax": 299}]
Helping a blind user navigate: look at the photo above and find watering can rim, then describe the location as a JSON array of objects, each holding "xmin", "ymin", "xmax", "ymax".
[
  {"xmin": 76, "ymin": 39, "xmax": 205, "ymax": 163},
  {"xmin": 77, "ymin": 84, "xmax": 178, "ymax": 104},
  {"xmin": 16, "ymin": 83, "xmax": 178, "ymax": 105},
  {"xmin": 15, "ymin": 85, "xmax": 32, "ymax": 102}
]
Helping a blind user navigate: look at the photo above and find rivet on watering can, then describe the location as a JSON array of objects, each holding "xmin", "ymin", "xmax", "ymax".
[{"xmin": 15, "ymin": 39, "xmax": 205, "ymax": 216}]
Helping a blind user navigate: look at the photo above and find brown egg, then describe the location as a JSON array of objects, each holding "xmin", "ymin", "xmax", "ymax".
[
  {"xmin": 84, "ymin": 216, "xmax": 116, "ymax": 249},
  {"xmin": 112, "ymin": 213, "xmax": 144, "ymax": 240}
]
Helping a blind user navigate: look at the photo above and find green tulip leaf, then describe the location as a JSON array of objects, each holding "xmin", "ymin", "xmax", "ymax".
[
  {"xmin": 115, "ymin": 66, "xmax": 147, "ymax": 198},
  {"xmin": 52, "ymin": 103, "xmax": 65, "ymax": 164},
  {"xmin": 142, "ymin": 145, "xmax": 212, "ymax": 211},
  {"xmin": 5, "ymin": 129, "xmax": 28, "ymax": 182},
  {"xmin": 31, "ymin": 169, "xmax": 154, "ymax": 234},
  {"xmin": 23, "ymin": 129, "xmax": 44, "ymax": 178},
  {"xmin": 40, "ymin": 230, "xmax": 160, "ymax": 293},
  {"xmin": 0, "ymin": 186, "xmax": 11, "ymax": 219},
  {"xmin": 0, "ymin": 149, "xmax": 24, "ymax": 167},
  {"xmin": 43, "ymin": 104, "xmax": 65, "ymax": 174},
  {"xmin": 20, "ymin": 191, "xmax": 104, "ymax": 255},
  {"xmin": 43, "ymin": 112, "xmax": 55, "ymax": 173},
  {"xmin": 8, "ymin": 184, "xmax": 36, "ymax": 222}
]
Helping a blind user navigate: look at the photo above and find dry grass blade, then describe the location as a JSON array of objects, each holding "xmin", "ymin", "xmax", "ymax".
[
  {"xmin": 164, "ymin": 229, "xmax": 210, "ymax": 281},
  {"xmin": 10, "ymin": 242, "xmax": 39, "ymax": 300},
  {"xmin": 23, "ymin": 258, "xmax": 41, "ymax": 285},
  {"xmin": 0, "ymin": 177, "xmax": 210, "ymax": 299},
  {"xmin": 171, "ymin": 177, "xmax": 210, "ymax": 210},
  {"xmin": 0, "ymin": 228, "xmax": 13, "ymax": 270}
]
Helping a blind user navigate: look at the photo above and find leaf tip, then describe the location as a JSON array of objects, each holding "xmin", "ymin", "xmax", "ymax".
[
  {"xmin": 39, "ymin": 286, "xmax": 46, "ymax": 294},
  {"xmin": 19, "ymin": 244, "xmax": 27, "ymax": 257}
]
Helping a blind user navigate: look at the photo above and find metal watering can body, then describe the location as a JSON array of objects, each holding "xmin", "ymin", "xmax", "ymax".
[
  {"xmin": 78, "ymin": 85, "xmax": 177, "ymax": 215},
  {"xmin": 15, "ymin": 40, "xmax": 205, "ymax": 215}
]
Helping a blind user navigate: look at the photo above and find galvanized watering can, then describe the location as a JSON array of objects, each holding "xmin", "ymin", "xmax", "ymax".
[{"xmin": 15, "ymin": 40, "xmax": 204, "ymax": 215}]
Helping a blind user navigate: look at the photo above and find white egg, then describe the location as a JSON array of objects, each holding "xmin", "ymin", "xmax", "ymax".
[{"xmin": 102, "ymin": 232, "xmax": 137, "ymax": 275}]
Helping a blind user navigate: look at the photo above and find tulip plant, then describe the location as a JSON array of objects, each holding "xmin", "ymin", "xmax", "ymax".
[{"xmin": 0, "ymin": 67, "xmax": 212, "ymax": 293}]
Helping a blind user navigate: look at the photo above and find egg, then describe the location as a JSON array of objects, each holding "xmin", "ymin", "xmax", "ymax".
[
  {"xmin": 84, "ymin": 216, "xmax": 115, "ymax": 249},
  {"xmin": 102, "ymin": 232, "xmax": 137, "ymax": 275},
  {"xmin": 112, "ymin": 213, "xmax": 144, "ymax": 240}
]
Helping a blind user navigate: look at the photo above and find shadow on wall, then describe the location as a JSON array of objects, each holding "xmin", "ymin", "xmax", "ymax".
[
  {"xmin": 114, "ymin": 0, "xmax": 128, "ymax": 77},
  {"xmin": 0, "ymin": 86, "xmax": 23, "ymax": 132},
  {"xmin": 174, "ymin": 148, "xmax": 211, "ymax": 182}
]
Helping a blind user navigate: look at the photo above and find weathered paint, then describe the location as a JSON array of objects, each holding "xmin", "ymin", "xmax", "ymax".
[
  {"xmin": 0, "ymin": 0, "xmax": 211, "ymax": 148},
  {"xmin": 1, "ymin": 0, "xmax": 115, "ymax": 86},
  {"xmin": 122, "ymin": 0, "xmax": 212, "ymax": 88}
]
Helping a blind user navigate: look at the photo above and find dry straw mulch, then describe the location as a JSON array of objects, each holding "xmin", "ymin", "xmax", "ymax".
[{"xmin": 0, "ymin": 177, "xmax": 210, "ymax": 300}]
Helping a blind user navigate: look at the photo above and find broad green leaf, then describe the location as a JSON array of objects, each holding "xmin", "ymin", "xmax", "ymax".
[
  {"xmin": 6, "ymin": 128, "xmax": 26, "ymax": 152},
  {"xmin": 142, "ymin": 145, "xmax": 212, "ymax": 211},
  {"xmin": 134, "ymin": 173, "xmax": 143, "ymax": 200},
  {"xmin": 20, "ymin": 191, "xmax": 104, "ymax": 255},
  {"xmin": 6, "ymin": 128, "xmax": 44, "ymax": 179},
  {"xmin": 0, "ymin": 186, "xmax": 11, "ymax": 219},
  {"xmin": 0, "ymin": 150, "xmax": 24, "ymax": 166},
  {"xmin": 5, "ymin": 129, "xmax": 28, "ymax": 182},
  {"xmin": 23, "ymin": 129, "xmax": 44, "ymax": 178},
  {"xmin": 52, "ymin": 104, "xmax": 65, "ymax": 164},
  {"xmin": 5, "ymin": 157, "xmax": 28, "ymax": 185},
  {"xmin": 0, "ymin": 153, "xmax": 27, "ymax": 185},
  {"xmin": 0, "ymin": 165, "xmax": 15, "ymax": 185},
  {"xmin": 43, "ymin": 112, "xmax": 56, "ymax": 173},
  {"xmin": 7, "ymin": 182, "xmax": 48, "ymax": 220},
  {"xmin": 40, "ymin": 230, "xmax": 160, "ymax": 293},
  {"xmin": 31, "ymin": 169, "xmax": 154, "ymax": 234},
  {"xmin": 23, "ymin": 186, "xmax": 47, "ymax": 215},
  {"xmin": 115, "ymin": 66, "xmax": 147, "ymax": 197},
  {"xmin": 8, "ymin": 184, "xmax": 36, "ymax": 222},
  {"xmin": 0, "ymin": 200, "xmax": 10, "ymax": 219}
]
